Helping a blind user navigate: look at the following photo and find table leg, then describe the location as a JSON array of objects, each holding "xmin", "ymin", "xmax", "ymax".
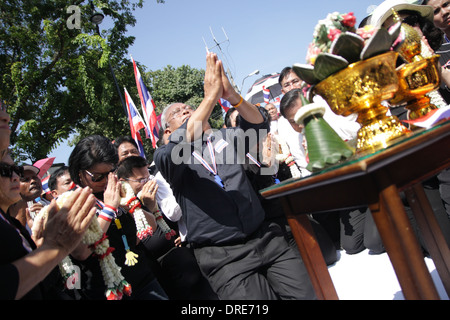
[
  {"xmin": 405, "ymin": 183, "xmax": 450, "ymax": 297},
  {"xmin": 282, "ymin": 198, "xmax": 339, "ymax": 300},
  {"xmin": 369, "ymin": 178, "xmax": 440, "ymax": 299}
]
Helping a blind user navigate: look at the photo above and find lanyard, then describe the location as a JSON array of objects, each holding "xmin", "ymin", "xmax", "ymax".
[
  {"xmin": 246, "ymin": 153, "xmax": 280, "ymax": 184},
  {"xmin": 246, "ymin": 153, "xmax": 261, "ymax": 167},
  {"xmin": 192, "ymin": 136, "xmax": 224, "ymax": 188}
]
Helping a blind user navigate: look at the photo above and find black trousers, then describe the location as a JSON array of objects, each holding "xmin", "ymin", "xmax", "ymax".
[
  {"xmin": 192, "ymin": 221, "xmax": 317, "ymax": 300},
  {"xmin": 340, "ymin": 206, "xmax": 384, "ymax": 255}
]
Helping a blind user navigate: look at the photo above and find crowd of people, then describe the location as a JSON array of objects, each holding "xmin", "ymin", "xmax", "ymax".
[{"xmin": 1, "ymin": 0, "xmax": 450, "ymax": 300}]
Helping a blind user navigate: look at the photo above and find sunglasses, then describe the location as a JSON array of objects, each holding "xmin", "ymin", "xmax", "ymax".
[
  {"xmin": 0, "ymin": 163, "xmax": 24, "ymax": 178},
  {"xmin": 85, "ymin": 168, "xmax": 115, "ymax": 183}
]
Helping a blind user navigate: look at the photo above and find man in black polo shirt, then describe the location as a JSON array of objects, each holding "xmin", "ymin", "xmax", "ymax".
[{"xmin": 154, "ymin": 53, "xmax": 315, "ymax": 300}]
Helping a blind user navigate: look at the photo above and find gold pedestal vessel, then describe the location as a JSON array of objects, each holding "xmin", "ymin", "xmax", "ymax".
[
  {"xmin": 389, "ymin": 22, "xmax": 440, "ymax": 121},
  {"xmin": 391, "ymin": 56, "xmax": 440, "ymax": 120},
  {"xmin": 314, "ymin": 51, "xmax": 410, "ymax": 154}
]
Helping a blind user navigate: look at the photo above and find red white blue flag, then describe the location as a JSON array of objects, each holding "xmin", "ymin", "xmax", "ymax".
[
  {"xmin": 41, "ymin": 175, "xmax": 50, "ymax": 194},
  {"xmin": 124, "ymin": 87, "xmax": 146, "ymax": 158},
  {"xmin": 263, "ymin": 85, "xmax": 270, "ymax": 104},
  {"xmin": 131, "ymin": 56, "xmax": 159, "ymax": 148}
]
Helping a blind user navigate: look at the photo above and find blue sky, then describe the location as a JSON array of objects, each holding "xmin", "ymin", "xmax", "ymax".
[{"xmin": 49, "ymin": 0, "xmax": 380, "ymax": 164}]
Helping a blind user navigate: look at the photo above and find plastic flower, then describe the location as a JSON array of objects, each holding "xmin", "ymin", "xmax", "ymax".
[
  {"xmin": 342, "ymin": 12, "xmax": 357, "ymax": 28},
  {"xmin": 309, "ymin": 12, "xmax": 357, "ymax": 62},
  {"xmin": 356, "ymin": 25, "xmax": 377, "ymax": 41},
  {"xmin": 306, "ymin": 42, "xmax": 322, "ymax": 65},
  {"xmin": 328, "ymin": 28, "xmax": 342, "ymax": 42}
]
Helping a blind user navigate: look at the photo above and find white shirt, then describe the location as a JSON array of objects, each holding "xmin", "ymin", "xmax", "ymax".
[
  {"xmin": 154, "ymin": 171, "xmax": 187, "ymax": 241},
  {"xmin": 314, "ymin": 95, "xmax": 360, "ymax": 143},
  {"xmin": 276, "ymin": 116, "xmax": 310, "ymax": 175}
]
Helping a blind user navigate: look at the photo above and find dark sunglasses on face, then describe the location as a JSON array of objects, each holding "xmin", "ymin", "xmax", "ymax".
[
  {"xmin": 85, "ymin": 168, "xmax": 115, "ymax": 183},
  {"xmin": 0, "ymin": 163, "xmax": 24, "ymax": 178}
]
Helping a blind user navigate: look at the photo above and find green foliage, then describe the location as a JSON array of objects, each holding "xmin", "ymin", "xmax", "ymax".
[
  {"xmin": 0, "ymin": 0, "xmax": 145, "ymax": 162},
  {"xmin": 144, "ymin": 64, "xmax": 224, "ymax": 131},
  {"xmin": 125, "ymin": 64, "xmax": 224, "ymax": 161},
  {"xmin": 0, "ymin": 0, "xmax": 222, "ymax": 164}
]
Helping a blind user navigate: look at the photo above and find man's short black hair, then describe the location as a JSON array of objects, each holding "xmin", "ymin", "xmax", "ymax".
[
  {"xmin": 48, "ymin": 165, "xmax": 69, "ymax": 191},
  {"xmin": 279, "ymin": 67, "xmax": 293, "ymax": 86},
  {"xmin": 116, "ymin": 156, "xmax": 148, "ymax": 180},
  {"xmin": 113, "ymin": 136, "xmax": 139, "ymax": 150},
  {"xmin": 279, "ymin": 88, "xmax": 304, "ymax": 118}
]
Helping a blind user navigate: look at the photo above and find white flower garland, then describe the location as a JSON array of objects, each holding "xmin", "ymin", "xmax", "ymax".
[
  {"xmin": 120, "ymin": 181, "xmax": 176, "ymax": 241},
  {"xmin": 32, "ymin": 191, "xmax": 132, "ymax": 300},
  {"xmin": 120, "ymin": 182, "xmax": 153, "ymax": 240},
  {"xmin": 152, "ymin": 209, "xmax": 176, "ymax": 240},
  {"xmin": 31, "ymin": 201, "xmax": 79, "ymax": 290},
  {"xmin": 58, "ymin": 256, "xmax": 78, "ymax": 289}
]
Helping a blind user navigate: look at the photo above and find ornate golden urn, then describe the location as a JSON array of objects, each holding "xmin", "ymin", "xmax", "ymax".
[
  {"xmin": 389, "ymin": 15, "xmax": 441, "ymax": 121},
  {"xmin": 314, "ymin": 51, "xmax": 410, "ymax": 154}
]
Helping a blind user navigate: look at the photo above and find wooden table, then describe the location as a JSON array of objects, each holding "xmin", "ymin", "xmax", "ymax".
[{"xmin": 261, "ymin": 120, "xmax": 450, "ymax": 300}]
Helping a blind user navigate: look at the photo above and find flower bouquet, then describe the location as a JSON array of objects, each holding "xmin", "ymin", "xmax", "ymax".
[
  {"xmin": 294, "ymin": 11, "xmax": 410, "ymax": 153},
  {"xmin": 297, "ymin": 11, "xmax": 401, "ymax": 86}
]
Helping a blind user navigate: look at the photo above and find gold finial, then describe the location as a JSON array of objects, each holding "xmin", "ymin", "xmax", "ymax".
[{"xmin": 391, "ymin": 9, "xmax": 401, "ymax": 23}]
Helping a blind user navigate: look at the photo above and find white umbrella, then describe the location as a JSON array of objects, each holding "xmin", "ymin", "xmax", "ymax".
[{"xmin": 244, "ymin": 73, "xmax": 282, "ymax": 104}]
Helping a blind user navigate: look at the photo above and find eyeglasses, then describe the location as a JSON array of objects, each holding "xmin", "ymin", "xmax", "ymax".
[
  {"xmin": 124, "ymin": 176, "xmax": 153, "ymax": 184},
  {"xmin": 0, "ymin": 163, "xmax": 24, "ymax": 178},
  {"xmin": 85, "ymin": 168, "xmax": 115, "ymax": 183},
  {"xmin": 167, "ymin": 105, "xmax": 193, "ymax": 123},
  {"xmin": 282, "ymin": 78, "xmax": 302, "ymax": 90}
]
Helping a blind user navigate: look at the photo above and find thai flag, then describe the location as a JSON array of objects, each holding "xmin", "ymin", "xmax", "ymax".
[
  {"xmin": 219, "ymin": 98, "xmax": 231, "ymax": 112},
  {"xmin": 124, "ymin": 87, "xmax": 147, "ymax": 158},
  {"xmin": 131, "ymin": 56, "xmax": 159, "ymax": 148},
  {"xmin": 263, "ymin": 86, "xmax": 270, "ymax": 104},
  {"xmin": 41, "ymin": 175, "xmax": 50, "ymax": 194}
]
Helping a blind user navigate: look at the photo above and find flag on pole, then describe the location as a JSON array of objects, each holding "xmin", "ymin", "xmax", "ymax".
[
  {"xmin": 263, "ymin": 85, "xmax": 270, "ymax": 104},
  {"xmin": 124, "ymin": 87, "xmax": 147, "ymax": 158},
  {"xmin": 131, "ymin": 55, "xmax": 159, "ymax": 148}
]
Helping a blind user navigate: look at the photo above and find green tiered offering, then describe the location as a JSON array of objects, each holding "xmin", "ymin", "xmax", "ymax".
[{"xmin": 295, "ymin": 95, "xmax": 354, "ymax": 172}]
